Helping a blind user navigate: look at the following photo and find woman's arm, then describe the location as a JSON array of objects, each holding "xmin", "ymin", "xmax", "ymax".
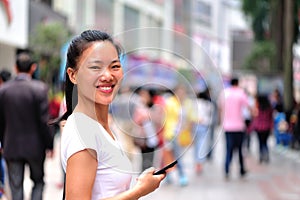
[
  {"xmin": 65, "ymin": 149, "xmax": 165, "ymax": 200},
  {"xmin": 66, "ymin": 149, "xmax": 97, "ymax": 200}
]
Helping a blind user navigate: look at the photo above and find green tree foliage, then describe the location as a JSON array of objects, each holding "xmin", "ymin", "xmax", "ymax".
[
  {"xmin": 242, "ymin": 0, "xmax": 270, "ymax": 41},
  {"xmin": 241, "ymin": 0, "xmax": 300, "ymax": 70},
  {"xmin": 241, "ymin": 0, "xmax": 300, "ymax": 112},
  {"xmin": 29, "ymin": 22, "xmax": 70, "ymax": 88},
  {"xmin": 241, "ymin": 0, "xmax": 275, "ymax": 72}
]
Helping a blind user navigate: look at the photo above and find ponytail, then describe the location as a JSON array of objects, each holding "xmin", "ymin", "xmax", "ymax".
[
  {"xmin": 48, "ymin": 74, "xmax": 74, "ymax": 125},
  {"xmin": 60, "ymin": 73, "xmax": 75, "ymax": 120}
]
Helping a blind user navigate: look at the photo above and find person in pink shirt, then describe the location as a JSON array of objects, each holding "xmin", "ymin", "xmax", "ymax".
[{"xmin": 219, "ymin": 77, "xmax": 249, "ymax": 179}]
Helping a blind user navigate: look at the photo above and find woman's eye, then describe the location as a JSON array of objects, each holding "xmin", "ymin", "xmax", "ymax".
[
  {"xmin": 111, "ymin": 64, "xmax": 121, "ymax": 69},
  {"xmin": 90, "ymin": 66, "xmax": 101, "ymax": 70}
]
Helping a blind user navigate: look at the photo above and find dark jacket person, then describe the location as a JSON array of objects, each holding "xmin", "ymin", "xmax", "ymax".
[{"xmin": 0, "ymin": 52, "xmax": 53, "ymax": 200}]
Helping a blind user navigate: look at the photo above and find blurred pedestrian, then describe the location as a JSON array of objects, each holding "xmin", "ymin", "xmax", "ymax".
[
  {"xmin": 0, "ymin": 69, "xmax": 11, "ymax": 198},
  {"xmin": 148, "ymin": 89, "xmax": 166, "ymax": 169},
  {"xmin": 273, "ymin": 104, "xmax": 292, "ymax": 147},
  {"xmin": 270, "ymin": 88, "xmax": 283, "ymax": 109},
  {"xmin": 49, "ymin": 94, "xmax": 61, "ymax": 122},
  {"xmin": 191, "ymin": 90, "xmax": 213, "ymax": 174},
  {"xmin": 0, "ymin": 69, "xmax": 11, "ymax": 86},
  {"xmin": 48, "ymin": 93, "xmax": 62, "ymax": 143},
  {"xmin": 55, "ymin": 30, "xmax": 165, "ymax": 199},
  {"xmin": 205, "ymin": 88, "xmax": 218, "ymax": 161},
  {"xmin": 132, "ymin": 87, "xmax": 158, "ymax": 171},
  {"xmin": 219, "ymin": 77, "xmax": 249, "ymax": 179},
  {"xmin": 250, "ymin": 95, "xmax": 273, "ymax": 163},
  {"xmin": 0, "ymin": 52, "xmax": 54, "ymax": 200},
  {"xmin": 163, "ymin": 85, "xmax": 190, "ymax": 186},
  {"xmin": 243, "ymin": 90, "xmax": 255, "ymax": 154},
  {"xmin": 292, "ymin": 103, "xmax": 300, "ymax": 149}
]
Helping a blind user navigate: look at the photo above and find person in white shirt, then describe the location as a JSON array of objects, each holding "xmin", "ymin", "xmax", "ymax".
[
  {"xmin": 192, "ymin": 90, "xmax": 213, "ymax": 174},
  {"xmin": 57, "ymin": 30, "xmax": 165, "ymax": 200}
]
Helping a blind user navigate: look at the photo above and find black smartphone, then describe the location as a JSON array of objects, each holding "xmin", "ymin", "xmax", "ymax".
[{"xmin": 153, "ymin": 160, "xmax": 178, "ymax": 175}]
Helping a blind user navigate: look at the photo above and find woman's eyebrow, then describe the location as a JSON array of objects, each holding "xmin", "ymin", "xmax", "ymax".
[
  {"xmin": 111, "ymin": 59, "xmax": 120, "ymax": 64},
  {"xmin": 87, "ymin": 59, "xmax": 120, "ymax": 64},
  {"xmin": 87, "ymin": 60, "xmax": 103, "ymax": 64}
]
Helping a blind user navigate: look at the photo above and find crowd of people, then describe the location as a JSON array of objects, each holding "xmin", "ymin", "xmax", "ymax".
[
  {"xmin": 0, "ymin": 29, "xmax": 300, "ymax": 199},
  {"xmin": 109, "ymin": 76, "xmax": 300, "ymax": 183}
]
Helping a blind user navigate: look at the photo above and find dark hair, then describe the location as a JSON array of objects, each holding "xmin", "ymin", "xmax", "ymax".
[
  {"xmin": 56, "ymin": 30, "xmax": 123, "ymax": 123},
  {"xmin": 16, "ymin": 53, "xmax": 34, "ymax": 72},
  {"xmin": 135, "ymin": 87, "xmax": 154, "ymax": 108},
  {"xmin": 274, "ymin": 103, "xmax": 284, "ymax": 113},
  {"xmin": 197, "ymin": 91, "xmax": 209, "ymax": 100},
  {"xmin": 0, "ymin": 70, "xmax": 11, "ymax": 82},
  {"xmin": 231, "ymin": 78, "xmax": 239, "ymax": 86},
  {"xmin": 257, "ymin": 95, "xmax": 271, "ymax": 111}
]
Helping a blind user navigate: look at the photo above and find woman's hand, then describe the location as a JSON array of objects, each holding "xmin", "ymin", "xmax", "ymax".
[
  {"xmin": 133, "ymin": 167, "xmax": 166, "ymax": 198},
  {"xmin": 102, "ymin": 167, "xmax": 165, "ymax": 200}
]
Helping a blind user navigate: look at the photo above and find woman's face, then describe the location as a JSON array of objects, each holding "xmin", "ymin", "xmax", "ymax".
[{"xmin": 71, "ymin": 41, "xmax": 123, "ymax": 106}]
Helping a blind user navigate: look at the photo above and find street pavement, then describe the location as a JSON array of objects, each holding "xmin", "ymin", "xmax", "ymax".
[
  {"xmin": 141, "ymin": 137, "xmax": 300, "ymax": 200},
  {"xmin": 4, "ymin": 129, "xmax": 300, "ymax": 200}
]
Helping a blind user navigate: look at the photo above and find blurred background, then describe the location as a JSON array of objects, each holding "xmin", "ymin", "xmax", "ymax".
[
  {"xmin": 1, "ymin": 0, "xmax": 299, "ymax": 106},
  {"xmin": 1, "ymin": 0, "xmax": 300, "ymax": 199},
  {"xmin": 1, "ymin": 0, "xmax": 299, "ymax": 111}
]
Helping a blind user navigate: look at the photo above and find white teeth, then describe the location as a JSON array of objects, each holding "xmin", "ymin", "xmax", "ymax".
[{"xmin": 99, "ymin": 86, "xmax": 111, "ymax": 91}]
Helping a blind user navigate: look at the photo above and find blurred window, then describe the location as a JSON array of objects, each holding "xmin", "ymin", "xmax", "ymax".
[
  {"xmin": 124, "ymin": 6, "xmax": 139, "ymax": 50},
  {"xmin": 95, "ymin": 0, "xmax": 113, "ymax": 32},
  {"xmin": 194, "ymin": 1, "xmax": 211, "ymax": 27}
]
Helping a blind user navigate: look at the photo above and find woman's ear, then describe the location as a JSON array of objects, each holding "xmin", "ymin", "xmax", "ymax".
[{"xmin": 67, "ymin": 67, "xmax": 77, "ymax": 84}]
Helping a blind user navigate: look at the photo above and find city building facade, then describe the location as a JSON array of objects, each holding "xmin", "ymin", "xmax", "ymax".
[
  {"xmin": 0, "ymin": 0, "xmax": 67, "ymax": 73},
  {"xmin": 53, "ymin": 0, "xmax": 251, "ymax": 90}
]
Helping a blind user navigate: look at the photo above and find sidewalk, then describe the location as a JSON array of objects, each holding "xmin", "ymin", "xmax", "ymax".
[
  {"xmin": 140, "ymin": 134, "xmax": 300, "ymax": 200},
  {"xmin": 3, "ymin": 130, "xmax": 300, "ymax": 200},
  {"xmin": 271, "ymin": 144, "xmax": 300, "ymax": 164}
]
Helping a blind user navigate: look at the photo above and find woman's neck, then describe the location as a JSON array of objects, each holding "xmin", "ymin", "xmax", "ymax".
[
  {"xmin": 95, "ymin": 105, "xmax": 109, "ymax": 126},
  {"xmin": 74, "ymin": 103, "xmax": 109, "ymax": 125},
  {"xmin": 74, "ymin": 103, "xmax": 115, "ymax": 139}
]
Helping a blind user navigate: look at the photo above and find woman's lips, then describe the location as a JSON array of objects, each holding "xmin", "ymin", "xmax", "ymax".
[{"xmin": 96, "ymin": 85, "xmax": 114, "ymax": 93}]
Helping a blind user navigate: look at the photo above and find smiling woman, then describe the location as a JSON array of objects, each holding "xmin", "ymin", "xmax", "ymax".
[
  {"xmin": 67, "ymin": 41, "xmax": 123, "ymax": 107},
  {"xmin": 56, "ymin": 30, "xmax": 165, "ymax": 200}
]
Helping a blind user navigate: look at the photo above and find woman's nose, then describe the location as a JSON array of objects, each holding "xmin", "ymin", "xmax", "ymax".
[{"xmin": 99, "ymin": 68, "xmax": 113, "ymax": 81}]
